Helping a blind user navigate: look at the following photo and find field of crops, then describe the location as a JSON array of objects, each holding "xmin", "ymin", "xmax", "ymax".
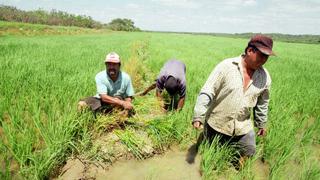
[{"xmin": 0, "ymin": 22, "xmax": 319, "ymax": 179}]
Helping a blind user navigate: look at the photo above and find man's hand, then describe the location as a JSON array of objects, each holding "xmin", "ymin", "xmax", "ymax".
[
  {"xmin": 257, "ymin": 128, "xmax": 266, "ymax": 136},
  {"xmin": 192, "ymin": 121, "xmax": 203, "ymax": 130},
  {"xmin": 122, "ymin": 101, "xmax": 133, "ymax": 110}
]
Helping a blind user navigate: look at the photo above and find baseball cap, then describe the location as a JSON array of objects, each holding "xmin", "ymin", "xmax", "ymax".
[
  {"xmin": 248, "ymin": 34, "xmax": 276, "ymax": 56},
  {"xmin": 105, "ymin": 52, "xmax": 121, "ymax": 63}
]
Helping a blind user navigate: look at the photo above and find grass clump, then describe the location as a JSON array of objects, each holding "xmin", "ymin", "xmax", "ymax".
[
  {"xmin": 114, "ymin": 129, "xmax": 147, "ymax": 160},
  {"xmin": 199, "ymin": 138, "xmax": 237, "ymax": 179}
]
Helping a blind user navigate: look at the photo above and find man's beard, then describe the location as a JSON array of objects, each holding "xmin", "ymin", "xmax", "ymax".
[{"xmin": 109, "ymin": 69, "xmax": 116, "ymax": 75}]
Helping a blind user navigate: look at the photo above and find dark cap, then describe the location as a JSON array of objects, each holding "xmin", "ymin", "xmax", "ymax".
[
  {"xmin": 164, "ymin": 76, "xmax": 178, "ymax": 95},
  {"xmin": 248, "ymin": 34, "xmax": 276, "ymax": 56}
]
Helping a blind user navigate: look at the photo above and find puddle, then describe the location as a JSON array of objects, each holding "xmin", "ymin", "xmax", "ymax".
[
  {"xmin": 56, "ymin": 147, "xmax": 201, "ymax": 180},
  {"xmin": 55, "ymin": 143, "xmax": 275, "ymax": 180},
  {"xmin": 98, "ymin": 148, "xmax": 201, "ymax": 180}
]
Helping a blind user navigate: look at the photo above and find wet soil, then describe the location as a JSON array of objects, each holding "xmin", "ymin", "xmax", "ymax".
[{"xmin": 56, "ymin": 148, "xmax": 201, "ymax": 180}]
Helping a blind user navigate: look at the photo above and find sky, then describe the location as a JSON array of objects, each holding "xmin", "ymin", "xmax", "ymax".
[{"xmin": 1, "ymin": 0, "xmax": 320, "ymax": 35}]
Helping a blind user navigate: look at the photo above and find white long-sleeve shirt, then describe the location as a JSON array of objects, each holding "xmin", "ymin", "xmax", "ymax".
[{"xmin": 193, "ymin": 55, "xmax": 271, "ymax": 136}]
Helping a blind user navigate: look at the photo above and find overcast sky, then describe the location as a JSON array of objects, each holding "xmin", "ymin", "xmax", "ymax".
[{"xmin": 1, "ymin": 0, "xmax": 320, "ymax": 35}]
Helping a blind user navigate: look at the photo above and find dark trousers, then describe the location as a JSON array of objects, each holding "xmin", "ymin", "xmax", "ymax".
[{"xmin": 204, "ymin": 124, "xmax": 256, "ymax": 157}]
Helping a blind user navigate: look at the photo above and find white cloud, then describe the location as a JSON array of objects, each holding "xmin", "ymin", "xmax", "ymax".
[
  {"xmin": 151, "ymin": 0, "xmax": 202, "ymax": 9},
  {"xmin": 242, "ymin": 0, "xmax": 256, "ymax": 6},
  {"xmin": 1, "ymin": 0, "xmax": 319, "ymax": 34},
  {"xmin": 126, "ymin": 3, "xmax": 140, "ymax": 9}
]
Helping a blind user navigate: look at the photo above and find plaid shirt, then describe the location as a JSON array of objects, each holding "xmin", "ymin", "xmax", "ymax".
[{"xmin": 193, "ymin": 55, "xmax": 271, "ymax": 136}]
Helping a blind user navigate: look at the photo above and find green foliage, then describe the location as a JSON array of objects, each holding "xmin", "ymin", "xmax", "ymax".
[
  {"xmin": 0, "ymin": 5, "xmax": 102, "ymax": 28},
  {"xmin": 0, "ymin": 30, "xmax": 319, "ymax": 179},
  {"xmin": 0, "ymin": 21, "xmax": 111, "ymax": 36},
  {"xmin": 199, "ymin": 138, "xmax": 237, "ymax": 179},
  {"xmin": 146, "ymin": 117, "xmax": 176, "ymax": 151},
  {"xmin": 115, "ymin": 129, "xmax": 146, "ymax": 160},
  {"xmin": 107, "ymin": 18, "xmax": 140, "ymax": 32}
]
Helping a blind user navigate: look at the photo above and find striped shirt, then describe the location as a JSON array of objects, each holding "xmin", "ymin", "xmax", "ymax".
[{"xmin": 193, "ymin": 55, "xmax": 271, "ymax": 136}]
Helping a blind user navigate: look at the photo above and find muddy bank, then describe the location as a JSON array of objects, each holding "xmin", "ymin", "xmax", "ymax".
[{"xmin": 56, "ymin": 148, "xmax": 201, "ymax": 180}]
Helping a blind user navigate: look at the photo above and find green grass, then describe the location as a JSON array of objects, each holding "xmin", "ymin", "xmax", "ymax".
[
  {"xmin": 0, "ymin": 21, "xmax": 110, "ymax": 36},
  {"xmin": 0, "ymin": 26, "xmax": 319, "ymax": 179}
]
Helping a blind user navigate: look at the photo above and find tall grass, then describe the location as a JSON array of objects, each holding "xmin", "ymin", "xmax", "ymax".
[
  {"xmin": 0, "ymin": 27, "xmax": 319, "ymax": 179},
  {"xmin": 199, "ymin": 138, "xmax": 237, "ymax": 179}
]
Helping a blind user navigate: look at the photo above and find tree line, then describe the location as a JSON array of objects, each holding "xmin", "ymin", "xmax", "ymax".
[
  {"xmin": 0, "ymin": 5, "xmax": 140, "ymax": 31},
  {"xmin": 147, "ymin": 31, "xmax": 320, "ymax": 44}
]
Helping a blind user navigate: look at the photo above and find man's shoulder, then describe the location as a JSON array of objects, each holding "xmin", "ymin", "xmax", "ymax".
[
  {"xmin": 120, "ymin": 71, "xmax": 132, "ymax": 81},
  {"xmin": 215, "ymin": 56, "xmax": 239, "ymax": 69},
  {"xmin": 260, "ymin": 67, "xmax": 272, "ymax": 84},
  {"xmin": 95, "ymin": 70, "xmax": 106, "ymax": 79},
  {"xmin": 222, "ymin": 56, "xmax": 240, "ymax": 64}
]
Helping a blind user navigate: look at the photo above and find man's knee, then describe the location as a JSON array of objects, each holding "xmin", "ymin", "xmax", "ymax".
[
  {"xmin": 239, "ymin": 130, "xmax": 256, "ymax": 157},
  {"xmin": 244, "ymin": 145, "xmax": 256, "ymax": 157}
]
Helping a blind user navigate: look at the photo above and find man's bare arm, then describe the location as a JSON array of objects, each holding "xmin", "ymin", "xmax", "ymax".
[
  {"xmin": 177, "ymin": 97, "xmax": 185, "ymax": 111},
  {"xmin": 137, "ymin": 83, "xmax": 156, "ymax": 96},
  {"xmin": 100, "ymin": 94, "xmax": 133, "ymax": 110}
]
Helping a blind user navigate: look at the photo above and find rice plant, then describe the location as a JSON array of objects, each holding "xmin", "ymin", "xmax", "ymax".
[{"xmin": 0, "ymin": 22, "xmax": 319, "ymax": 179}]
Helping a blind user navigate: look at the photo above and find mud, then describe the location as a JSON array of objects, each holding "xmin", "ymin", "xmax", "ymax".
[
  {"xmin": 252, "ymin": 158, "xmax": 269, "ymax": 180},
  {"xmin": 103, "ymin": 148, "xmax": 201, "ymax": 180},
  {"xmin": 56, "ymin": 148, "xmax": 201, "ymax": 180}
]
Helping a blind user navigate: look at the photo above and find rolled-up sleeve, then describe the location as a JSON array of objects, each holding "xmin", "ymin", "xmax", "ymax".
[
  {"xmin": 156, "ymin": 75, "xmax": 166, "ymax": 91},
  {"xmin": 193, "ymin": 64, "xmax": 224, "ymax": 124},
  {"xmin": 193, "ymin": 93, "xmax": 211, "ymax": 124},
  {"xmin": 254, "ymin": 87, "xmax": 270, "ymax": 128}
]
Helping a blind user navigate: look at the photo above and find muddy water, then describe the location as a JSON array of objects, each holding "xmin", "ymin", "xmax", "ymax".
[
  {"xmin": 57, "ymin": 146, "xmax": 272, "ymax": 179},
  {"xmin": 102, "ymin": 148, "xmax": 201, "ymax": 180}
]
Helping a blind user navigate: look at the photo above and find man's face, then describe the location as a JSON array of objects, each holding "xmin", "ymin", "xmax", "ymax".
[
  {"xmin": 247, "ymin": 47, "xmax": 269, "ymax": 70},
  {"xmin": 106, "ymin": 62, "xmax": 120, "ymax": 78}
]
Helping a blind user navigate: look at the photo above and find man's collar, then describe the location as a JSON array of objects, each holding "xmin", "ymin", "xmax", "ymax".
[{"xmin": 232, "ymin": 54, "xmax": 244, "ymax": 66}]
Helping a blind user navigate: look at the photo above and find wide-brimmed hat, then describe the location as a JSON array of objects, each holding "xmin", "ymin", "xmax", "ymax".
[
  {"xmin": 248, "ymin": 35, "xmax": 276, "ymax": 56},
  {"xmin": 105, "ymin": 52, "xmax": 120, "ymax": 63}
]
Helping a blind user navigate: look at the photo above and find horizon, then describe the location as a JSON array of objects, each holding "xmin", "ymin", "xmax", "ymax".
[{"xmin": 1, "ymin": 0, "xmax": 320, "ymax": 35}]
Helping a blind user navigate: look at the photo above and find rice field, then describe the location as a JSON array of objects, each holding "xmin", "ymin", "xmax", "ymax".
[{"xmin": 0, "ymin": 22, "xmax": 319, "ymax": 179}]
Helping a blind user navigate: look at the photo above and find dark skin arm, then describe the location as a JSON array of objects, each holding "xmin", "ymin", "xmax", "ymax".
[
  {"xmin": 156, "ymin": 88, "xmax": 163, "ymax": 100},
  {"xmin": 100, "ymin": 94, "xmax": 133, "ymax": 110},
  {"xmin": 177, "ymin": 97, "xmax": 185, "ymax": 111},
  {"xmin": 139, "ymin": 83, "xmax": 157, "ymax": 96},
  {"xmin": 157, "ymin": 89, "xmax": 185, "ymax": 111}
]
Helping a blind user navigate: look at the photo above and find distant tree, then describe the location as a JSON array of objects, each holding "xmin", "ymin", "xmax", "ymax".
[
  {"xmin": 107, "ymin": 18, "xmax": 140, "ymax": 31},
  {"xmin": 0, "ymin": 5, "xmax": 103, "ymax": 28}
]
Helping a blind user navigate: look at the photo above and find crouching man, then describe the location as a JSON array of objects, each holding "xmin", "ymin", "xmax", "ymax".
[{"xmin": 78, "ymin": 52, "xmax": 135, "ymax": 116}]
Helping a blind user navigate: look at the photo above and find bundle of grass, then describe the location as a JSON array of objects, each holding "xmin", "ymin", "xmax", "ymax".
[
  {"xmin": 91, "ymin": 95, "xmax": 165, "ymax": 135},
  {"xmin": 115, "ymin": 128, "xmax": 154, "ymax": 160},
  {"xmin": 131, "ymin": 95, "xmax": 166, "ymax": 123},
  {"xmin": 93, "ymin": 109, "xmax": 128, "ymax": 133}
]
